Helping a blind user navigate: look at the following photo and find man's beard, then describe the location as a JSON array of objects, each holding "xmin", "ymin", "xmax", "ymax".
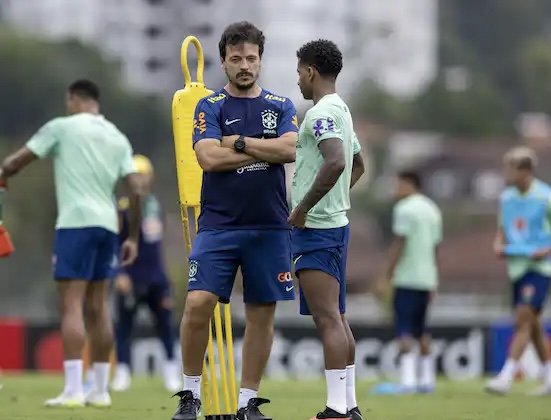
[{"xmin": 227, "ymin": 70, "xmax": 257, "ymax": 91}]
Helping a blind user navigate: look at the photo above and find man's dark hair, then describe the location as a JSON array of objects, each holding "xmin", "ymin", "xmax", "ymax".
[
  {"xmin": 68, "ymin": 79, "xmax": 100, "ymax": 101},
  {"xmin": 219, "ymin": 21, "xmax": 265, "ymax": 59},
  {"xmin": 296, "ymin": 39, "xmax": 343, "ymax": 78},
  {"xmin": 398, "ymin": 170, "xmax": 422, "ymax": 190}
]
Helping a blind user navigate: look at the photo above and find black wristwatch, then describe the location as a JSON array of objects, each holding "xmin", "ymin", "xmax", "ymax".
[{"xmin": 233, "ymin": 135, "xmax": 246, "ymax": 153}]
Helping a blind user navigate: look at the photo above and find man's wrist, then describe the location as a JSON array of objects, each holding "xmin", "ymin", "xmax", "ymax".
[{"xmin": 233, "ymin": 135, "xmax": 246, "ymax": 153}]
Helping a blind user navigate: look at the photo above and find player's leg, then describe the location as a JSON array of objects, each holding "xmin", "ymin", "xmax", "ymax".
[
  {"xmin": 84, "ymin": 280, "xmax": 114, "ymax": 406},
  {"xmin": 525, "ymin": 273, "xmax": 551, "ymax": 395},
  {"xmin": 294, "ymin": 227, "xmax": 350, "ymax": 418},
  {"xmin": 486, "ymin": 273, "xmax": 540, "ymax": 394},
  {"xmin": 237, "ymin": 230, "xmax": 294, "ymax": 420},
  {"xmin": 111, "ymin": 290, "xmax": 137, "ymax": 392},
  {"xmin": 416, "ymin": 291, "xmax": 434, "ymax": 393},
  {"xmin": 146, "ymin": 282, "xmax": 180, "ymax": 392},
  {"xmin": 45, "ymin": 280, "xmax": 88, "ymax": 406},
  {"xmin": 45, "ymin": 228, "xmax": 96, "ymax": 407},
  {"xmin": 342, "ymin": 316, "xmax": 361, "ymax": 419},
  {"xmin": 394, "ymin": 288, "xmax": 417, "ymax": 393},
  {"xmin": 173, "ymin": 230, "xmax": 239, "ymax": 420},
  {"xmin": 83, "ymin": 228, "xmax": 119, "ymax": 407}
]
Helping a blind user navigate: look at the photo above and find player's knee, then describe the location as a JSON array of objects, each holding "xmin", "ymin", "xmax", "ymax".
[
  {"xmin": 183, "ymin": 291, "xmax": 217, "ymax": 326},
  {"xmin": 515, "ymin": 305, "xmax": 535, "ymax": 330},
  {"xmin": 312, "ymin": 311, "xmax": 342, "ymax": 332}
]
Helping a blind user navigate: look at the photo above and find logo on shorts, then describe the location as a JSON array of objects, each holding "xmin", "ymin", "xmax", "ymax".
[
  {"xmin": 189, "ymin": 260, "xmax": 198, "ymax": 280},
  {"xmin": 277, "ymin": 272, "xmax": 292, "ymax": 282},
  {"xmin": 522, "ymin": 285, "xmax": 535, "ymax": 303}
]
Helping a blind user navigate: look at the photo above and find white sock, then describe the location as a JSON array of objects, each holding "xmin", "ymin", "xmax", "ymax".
[
  {"xmin": 94, "ymin": 362, "xmax": 111, "ymax": 394},
  {"xmin": 63, "ymin": 359, "xmax": 83, "ymax": 396},
  {"xmin": 498, "ymin": 358, "xmax": 517, "ymax": 383},
  {"xmin": 346, "ymin": 365, "xmax": 357, "ymax": 410},
  {"xmin": 545, "ymin": 361, "xmax": 551, "ymax": 386},
  {"xmin": 325, "ymin": 369, "xmax": 347, "ymax": 415},
  {"xmin": 238, "ymin": 388, "xmax": 258, "ymax": 410},
  {"xmin": 420, "ymin": 355, "xmax": 435, "ymax": 387},
  {"xmin": 400, "ymin": 352, "xmax": 417, "ymax": 389},
  {"xmin": 183, "ymin": 374, "xmax": 201, "ymax": 399}
]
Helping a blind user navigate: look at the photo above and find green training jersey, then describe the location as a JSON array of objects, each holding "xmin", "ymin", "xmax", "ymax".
[
  {"xmin": 26, "ymin": 113, "xmax": 135, "ymax": 233},
  {"xmin": 291, "ymin": 93, "xmax": 361, "ymax": 229},
  {"xmin": 392, "ymin": 193, "xmax": 443, "ymax": 291}
]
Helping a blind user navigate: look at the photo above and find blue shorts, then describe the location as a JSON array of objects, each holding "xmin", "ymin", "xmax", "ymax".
[
  {"xmin": 513, "ymin": 271, "xmax": 550, "ymax": 312},
  {"xmin": 291, "ymin": 225, "xmax": 349, "ymax": 316},
  {"xmin": 188, "ymin": 229, "xmax": 294, "ymax": 304},
  {"xmin": 394, "ymin": 287, "xmax": 431, "ymax": 339},
  {"xmin": 54, "ymin": 227, "xmax": 118, "ymax": 281}
]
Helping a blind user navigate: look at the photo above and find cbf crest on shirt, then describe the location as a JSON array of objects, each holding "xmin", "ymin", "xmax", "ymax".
[{"xmin": 192, "ymin": 88, "xmax": 298, "ymax": 231}]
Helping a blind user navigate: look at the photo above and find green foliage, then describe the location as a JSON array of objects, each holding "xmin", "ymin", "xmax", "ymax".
[
  {"xmin": 352, "ymin": 0, "xmax": 551, "ymax": 137},
  {"xmin": 0, "ymin": 28, "xmax": 170, "ymax": 151}
]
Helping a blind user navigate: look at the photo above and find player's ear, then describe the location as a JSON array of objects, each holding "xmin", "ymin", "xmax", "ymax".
[{"xmin": 308, "ymin": 66, "xmax": 315, "ymax": 81}]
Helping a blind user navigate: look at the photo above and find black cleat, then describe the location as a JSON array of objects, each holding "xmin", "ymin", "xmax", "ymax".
[
  {"xmin": 171, "ymin": 390, "xmax": 201, "ymax": 420},
  {"xmin": 312, "ymin": 406, "xmax": 351, "ymax": 419},
  {"xmin": 236, "ymin": 397, "xmax": 272, "ymax": 420},
  {"xmin": 348, "ymin": 406, "xmax": 363, "ymax": 420}
]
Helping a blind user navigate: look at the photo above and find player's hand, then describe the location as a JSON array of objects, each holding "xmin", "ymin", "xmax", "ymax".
[
  {"xmin": 493, "ymin": 241, "xmax": 505, "ymax": 258},
  {"xmin": 288, "ymin": 205, "xmax": 307, "ymax": 228},
  {"xmin": 221, "ymin": 135, "xmax": 240, "ymax": 149},
  {"xmin": 120, "ymin": 239, "xmax": 138, "ymax": 266},
  {"xmin": 115, "ymin": 273, "xmax": 133, "ymax": 294},
  {"xmin": 532, "ymin": 247, "xmax": 551, "ymax": 261}
]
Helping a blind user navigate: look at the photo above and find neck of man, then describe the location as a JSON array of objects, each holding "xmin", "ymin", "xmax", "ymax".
[
  {"xmin": 76, "ymin": 103, "xmax": 100, "ymax": 115},
  {"xmin": 225, "ymin": 83, "xmax": 262, "ymax": 98},
  {"xmin": 312, "ymin": 80, "xmax": 336, "ymax": 105},
  {"xmin": 516, "ymin": 175, "xmax": 534, "ymax": 194}
]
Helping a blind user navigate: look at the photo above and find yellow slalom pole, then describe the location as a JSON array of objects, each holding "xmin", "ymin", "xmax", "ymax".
[
  {"xmin": 214, "ymin": 304, "xmax": 231, "ymax": 412},
  {"xmin": 207, "ymin": 325, "xmax": 221, "ymax": 414},
  {"xmin": 224, "ymin": 303, "xmax": 238, "ymax": 413}
]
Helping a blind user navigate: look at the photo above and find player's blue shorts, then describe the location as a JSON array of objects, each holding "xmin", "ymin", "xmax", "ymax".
[
  {"xmin": 53, "ymin": 227, "xmax": 118, "ymax": 281},
  {"xmin": 187, "ymin": 229, "xmax": 294, "ymax": 304},
  {"xmin": 393, "ymin": 287, "xmax": 431, "ymax": 339},
  {"xmin": 512, "ymin": 271, "xmax": 550, "ymax": 312},
  {"xmin": 291, "ymin": 225, "xmax": 349, "ymax": 316}
]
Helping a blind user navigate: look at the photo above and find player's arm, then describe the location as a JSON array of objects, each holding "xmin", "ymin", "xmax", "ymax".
[
  {"xmin": 238, "ymin": 131, "xmax": 296, "ymax": 164},
  {"xmin": 385, "ymin": 235, "xmax": 406, "ymax": 280},
  {"xmin": 350, "ymin": 153, "xmax": 365, "ymax": 189},
  {"xmin": 228, "ymin": 100, "xmax": 298, "ymax": 164},
  {"xmin": 294, "ymin": 138, "xmax": 345, "ymax": 213},
  {"xmin": 385, "ymin": 204, "xmax": 412, "ymax": 279},
  {"xmin": 0, "ymin": 119, "xmax": 61, "ymax": 181},
  {"xmin": 0, "ymin": 147, "xmax": 37, "ymax": 181},
  {"xmin": 350, "ymin": 133, "xmax": 365, "ymax": 189},
  {"xmin": 194, "ymin": 139, "xmax": 256, "ymax": 172}
]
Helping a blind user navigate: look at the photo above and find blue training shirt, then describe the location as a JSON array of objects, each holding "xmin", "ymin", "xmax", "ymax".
[
  {"xmin": 192, "ymin": 88, "xmax": 298, "ymax": 231},
  {"xmin": 118, "ymin": 195, "xmax": 168, "ymax": 285}
]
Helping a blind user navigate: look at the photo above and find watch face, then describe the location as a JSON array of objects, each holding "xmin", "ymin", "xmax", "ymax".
[{"xmin": 235, "ymin": 139, "xmax": 246, "ymax": 151}]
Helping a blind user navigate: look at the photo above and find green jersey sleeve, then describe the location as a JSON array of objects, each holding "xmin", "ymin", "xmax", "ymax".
[
  {"xmin": 393, "ymin": 204, "xmax": 413, "ymax": 237},
  {"xmin": 352, "ymin": 132, "xmax": 361, "ymax": 154},
  {"xmin": 306, "ymin": 110, "xmax": 344, "ymax": 145},
  {"xmin": 26, "ymin": 118, "xmax": 63, "ymax": 158}
]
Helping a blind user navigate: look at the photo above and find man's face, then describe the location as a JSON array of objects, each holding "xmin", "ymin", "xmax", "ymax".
[
  {"xmin": 222, "ymin": 42, "xmax": 261, "ymax": 91},
  {"xmin": 297, "ymin": 61, "xmax": 314, "ymax": 100},
  {"xmin": 503, "ymin": 162, "xmax": 526, "ymax": 186},
  {"xmin": 65, "ymin": 92, "xmax": 80, "ymax": 114}
]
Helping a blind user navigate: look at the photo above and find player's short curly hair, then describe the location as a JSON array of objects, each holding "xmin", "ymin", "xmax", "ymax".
[
  {"xmin": 68, "ymin": 79, "xmax": 100, "ymax": 101},
  {"xmin": 503, "ymin": 146, "xmax": 537, "ymax": 171},
  {"xmin": 296, "ymin": 39, "xmax": 343, "ymax": 78},
  {"xmin": 219, "ymin": 21, "xmax": 265, "ymax": 59}
]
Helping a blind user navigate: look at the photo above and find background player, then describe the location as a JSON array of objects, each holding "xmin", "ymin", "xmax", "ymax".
[
  {"xmin": 379, "ymin": 171, "xmax": 442, "ymax": 394},
  {"xmin": 110, "ymin": 154, "xmax": 181, "ymax": 393},
  {"xmin": 289, "ymin": 39, "xmax": 365, "ymax": 420},
  {"xmin": 172, "ymin": 22, "xmax": 298, "ymax": 420},
  {"xmin": 0, "ymin": 79, "xmax": 142, "ymax": 408},
  {"xmin": 486, "ymin": 146, "xmax": 551, "ymax": 396}
]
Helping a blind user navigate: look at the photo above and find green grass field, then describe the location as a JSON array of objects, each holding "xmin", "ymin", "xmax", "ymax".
[{"xmin": 0, "ymin": 374, "xmax": 550, "ymax": 420}]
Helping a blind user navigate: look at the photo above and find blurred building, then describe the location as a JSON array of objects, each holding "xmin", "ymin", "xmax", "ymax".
[{"xmin": 1, "ymin": 0, "xmax": 438, "ymax": 101}]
